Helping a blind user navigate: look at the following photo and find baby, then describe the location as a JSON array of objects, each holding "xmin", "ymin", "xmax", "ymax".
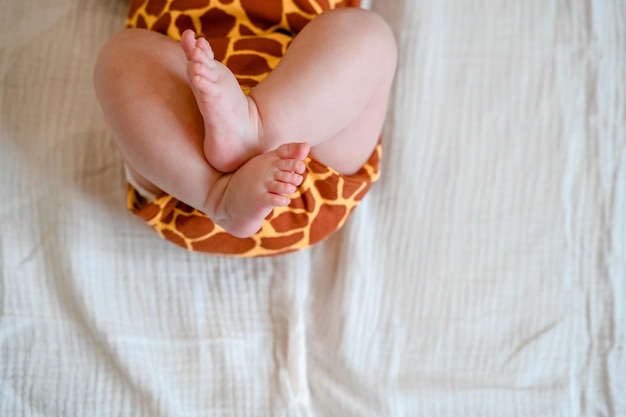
[{"xmin": 94, "ymin": 1, "xmax": 397, "ymax": 256}]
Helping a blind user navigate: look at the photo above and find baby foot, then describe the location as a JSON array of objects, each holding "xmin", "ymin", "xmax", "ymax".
[
  {"xmin": 212, "ymin": 142, "xmax": 310, "ymax": 238},
  {"xmin": 181, "ymin": 29, "xmax": 260, "ymax": 173}
]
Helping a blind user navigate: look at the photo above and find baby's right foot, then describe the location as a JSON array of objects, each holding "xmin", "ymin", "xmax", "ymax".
[
  {"xmin": 209, "ymin": 142, "xmax": 310, "ymax": 238},
  {"xmin": 181, "ymin": 29, "xmax": 261, "ymax": 173}
]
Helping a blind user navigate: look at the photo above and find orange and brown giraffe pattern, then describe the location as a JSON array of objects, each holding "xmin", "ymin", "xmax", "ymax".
[{"xmin": 125, "ymin": 0, "xmax": 382, "ymax": 257}]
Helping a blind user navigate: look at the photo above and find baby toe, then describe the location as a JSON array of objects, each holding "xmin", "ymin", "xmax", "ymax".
[
  {"xmin": 274, "ymin": 170, "xmax": 303, "ymax": 186},
  {"xmin": 275, "ymin": 159, "xmax": 306, "ymax": 174},
  {"xmin": 268, "ymin": 180, "xmax": 297, "ymax": 195}
]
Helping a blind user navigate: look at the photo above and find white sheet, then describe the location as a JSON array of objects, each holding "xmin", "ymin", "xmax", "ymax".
[{"xmin": 1, "ymin": 0, "xmax": 624, "ymax": 416}]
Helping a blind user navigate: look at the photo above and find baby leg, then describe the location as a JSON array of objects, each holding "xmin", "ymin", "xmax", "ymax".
[
  {"xmin": 94, "ymin": 29, "xmax": 308, "ymax": 237},
  {"xmin": 253, "ymin": 8, "xmax": 397, "ymax": 174},
  {"xmin": 181, "ymin": 8, "xmax": 397, "ymax": 176}
]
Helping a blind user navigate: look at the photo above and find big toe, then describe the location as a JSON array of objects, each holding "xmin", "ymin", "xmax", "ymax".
[
  {"xmin": 181, "ymin": 29, "xmax": 196, "ymax": 59},
  {"xmin": 275, "ymin": 142, "xmax": 310, "ymax": 161}
]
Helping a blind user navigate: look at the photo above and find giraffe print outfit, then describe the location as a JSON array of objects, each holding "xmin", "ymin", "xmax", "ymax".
[{"xmin": 125, "ymin": 0, "xmax": 382, "ymax": 257}]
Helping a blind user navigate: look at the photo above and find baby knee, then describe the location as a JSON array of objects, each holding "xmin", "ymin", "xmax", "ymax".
[
  {"xmin": 327, "ymin": 9, "xmax": 397, "ymax": 65},
  {"xmin": 359, "ymin": 10, "xmax": 397, "ymax": 63}
]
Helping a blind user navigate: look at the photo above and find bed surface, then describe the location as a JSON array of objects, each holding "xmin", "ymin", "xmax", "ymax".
[{"xmin": 1, "ymin": 0, "xmax": 624, "ymax": 416}]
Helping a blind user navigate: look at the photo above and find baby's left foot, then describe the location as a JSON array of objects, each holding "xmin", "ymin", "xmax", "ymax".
[
  {"xmin": 181, "ymin": 29, "xmax": 260, "ymax": 173},
  {"xmin": 209, "ymin": 142, "xmax": 310, "ymax": 238}
]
